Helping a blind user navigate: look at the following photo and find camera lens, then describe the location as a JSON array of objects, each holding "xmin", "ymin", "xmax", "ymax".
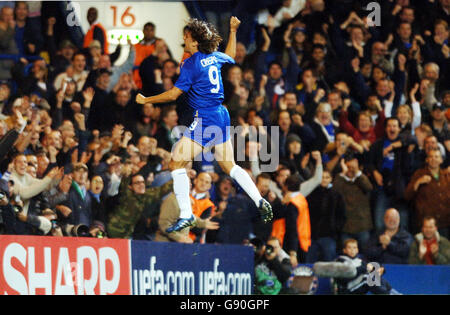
[
  {"xmin": 265, "ymin": 244, "xmax": 274, "ymax": 255},
  {"xmin": 51, "ymin": 220, "xmax": 59, "ymax": 229},
  {"xmin": 73, "ymin": 224, "xmax": 90, "ymax": 237},
  {"xmin": 13, "ymin": 205, "xmax": 23, "ymax": 214}
]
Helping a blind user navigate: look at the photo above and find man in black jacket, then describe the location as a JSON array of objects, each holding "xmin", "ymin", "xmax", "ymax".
[
  {"xmin": 62, "ymin": 163, "xmax": 94, "ymax": 235},
  {"xmin": 306, "ymin": 170, "xmax": 346, "ymax": 263},
  {"xmin": 364, "ymin": 208, "xmax": 413, "ymax": 264},
  {"xmin": 368, "ymin": 117, "xmax": 413, "ymax": 233}
]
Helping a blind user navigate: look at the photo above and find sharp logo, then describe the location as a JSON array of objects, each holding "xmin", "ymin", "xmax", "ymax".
[{"xmin": 0, "ymin": 236, "xmax": 131, "ymax": 295}]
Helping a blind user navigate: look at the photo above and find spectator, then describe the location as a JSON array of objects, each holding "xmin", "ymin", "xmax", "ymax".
[
  {"xmin": 369, "ymin": 117, "xmax": 413, "ymax": 232},
  {"xmin": 155, "ymin": 173, "xmax": 218, "ymax": 244},
  {"xmin": 272, "ymin": 174, "xmax": 311, "ymax": 267},
  {"xmin": 252, "ymin": 173, "xmax": 282, "ymax": 242},
  {"xmin": 213, "ymin": 190, "xmax": 260, "ymax": 245},
  {"xmin": 310, "ymin": 102, "xmax": 339, "ymax": 152},
  {"xmin": 11, "ymin": 154, "xmax": 61, "ymax": 215},
  {"xmin": 277, "ymin": 110, "xmax": 315, "ymax": 160},
  {"xmin": 365, "ymin": 208, "xmax": 413, "ymax": 264},
  {"xmin": 54, "ymin": 52, "xmax": 89, "ymax": 92},
  {"xmin": 107, "ymin": 173, "xmax": 172, "ymax": 239},
  {"xmin": 323, "ymin": 132, "xmax": 364, "ymax": 177},
  {"xmin": 103, "ymin": 88, "xmax": 137, "ymax": 132},
  {"xmin": 408, "ymin": 216, "xmax": 450, "ymax": 265},
  {"xmin": 154, "ymin": 105, "xmax": 178, "ymax": 152},
  {"xmin": 135, "ymin": 102, "xmax": 158, "ymax": 138},
  {"xmin": 428, "ymin": 102, "xmax": 450, "ymax": 150},
  {"xmin": 306, "ymin": 170, "xmax": 346, "ymax": 263},
  {"xmin": 0, "ymin": 6, "xmax": 18, "ymax": 81},
  {"xmin": 333, "ymin": 153, "xmax": 373, "ymax": 248},
  {"xmin": 15, "ymin": 2, "xmax": 43, "ymax": 56},
  {"xmin": 62, "ymin": 163, "xmax": 96, "ymax": 229},
  {"xmin": 85, "ymin": 41, "xmax": 135, "ymax": 92},
  {"xmin": 83, "ymin": 7, "xmax": 108, "ymax": 54},
  {"xmin": 48, "ymin": 39, "xmax": 76, "ymax": 80},
  {"xmin": 369, "ymin": 42, "xmax": 394, "ymax": 75},
  {"xmin": 0, "ymin": 82, "xmax": 11, "ymax": 115},
  {"xmin": 404, "ymin": 148, "xmax": 450, "ymax": 235},
  {"xmin": 339, "ymin": 96, "xmax": 385, "ymax": 149},
  {"xmin": 86, "ymin": 68, "xmax": 112, "ymax": 131}
]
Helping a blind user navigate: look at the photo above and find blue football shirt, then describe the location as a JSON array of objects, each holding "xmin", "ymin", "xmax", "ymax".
[{"xmin": 175, "ymin": 51, "xmax": 235, "ymax": 110}]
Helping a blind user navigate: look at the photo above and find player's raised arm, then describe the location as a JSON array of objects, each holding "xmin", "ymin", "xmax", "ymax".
[
  {"xmin": 224, "ymin": 16, "xmax": 241, "ymax": 59},
  {"xmin": 136, "ymin": 87, "xmax": 183, "ymax": 105}
]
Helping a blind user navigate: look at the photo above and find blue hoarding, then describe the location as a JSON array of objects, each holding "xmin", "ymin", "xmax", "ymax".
[
  {"xmin": 382, "ymin": 264, "xmax": 450, "ymax": 294},
  {"xmin": 130, "ymin": 241, "xmax": 254, "ymax": 295},
  {"xmin": 311, "ymin": 264, "xmax": 450, "ymax": 295}
]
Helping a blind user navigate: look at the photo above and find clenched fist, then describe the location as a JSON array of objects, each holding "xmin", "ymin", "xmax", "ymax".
[
  {"xmin": 136, "ymin": 93, "xmax": 147, "ymax": 105},
  {"xmin": 230, "ymin": 16, "xmax": 241, "ymax": 32}
]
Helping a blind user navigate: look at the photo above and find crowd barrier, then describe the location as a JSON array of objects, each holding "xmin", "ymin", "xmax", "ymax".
[
  {"xmin": 304, "ymin": 264, "xmax": 450, "ymax": 295},
  {"xmin": 0, "ymin": 236, "xmax": 448, "ymax": 295},
  {"xmin": 0, "ymin": 235, "xmax": 254, "ymax": 295}
]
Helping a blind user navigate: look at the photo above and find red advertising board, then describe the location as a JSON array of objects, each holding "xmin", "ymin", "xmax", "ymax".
[{"xmin": 0, "ymin": 236, "xmax": 131, "ymax": 295}]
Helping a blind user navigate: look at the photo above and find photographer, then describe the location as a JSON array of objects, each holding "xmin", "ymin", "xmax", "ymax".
[
  {"xmin": 0, "ymin": 179, "xmax": 12, "ymax": 234},
  {"xmin": 0, "ymin": 177, "xmax": 59, "ymax": 235},
  {"xmin": 252, "ymin": 237, "xmax": 292, "ymax": 295},
  {"xmin": 10, "ymin": 154, "xmax": 63, "ymax": 216},
  {"xmin": 61, "ymin": 163, "xmax": 106, "ymax": 238}
]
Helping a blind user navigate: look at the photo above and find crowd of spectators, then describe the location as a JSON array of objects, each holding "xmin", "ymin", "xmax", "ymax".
[{"xmin": 0, "ymin": 1, "xmax": 448, "ymax": 295}]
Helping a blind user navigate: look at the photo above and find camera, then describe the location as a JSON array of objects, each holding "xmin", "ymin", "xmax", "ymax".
[
  {"xmin": 265, "ymin": 244, "xmax": 274, "ymax": 255},
  {"xmin": 33, "ymin": 194, "xmax": 50, "ymax": 212},
  {"xmin": 71, "ymin": 224, "xmax": 90, "ymax": 237},
  {"xmin": 51, "ymin": 220, "xmax": 59, "ymax": 230},
  {"xmin": 12, "ymin": 204, "xmax": 23, "ymax": 214},
  {"xmin": 65, "ymin": 224, "xmax": 91, "ymax": 237},
  {"xmin": 96, "ymin": 230, "xmax": 106, "ymax": 239},
  {"xmin": 0, "ymin": 191, "xmax": 8, "ymax": 206}
]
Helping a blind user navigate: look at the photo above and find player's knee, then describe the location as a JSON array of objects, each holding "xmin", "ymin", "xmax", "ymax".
[{"xmin": 219, "ymin": 161, "xmax": 235, "ymax": 175}]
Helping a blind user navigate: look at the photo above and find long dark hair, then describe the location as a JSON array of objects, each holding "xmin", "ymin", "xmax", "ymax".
[{"xmin": 185, "ymin": 18, "xmax": 222, "ymax": 54}]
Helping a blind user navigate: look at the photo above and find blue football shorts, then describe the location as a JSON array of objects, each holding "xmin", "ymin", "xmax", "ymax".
[{"xmin": 183, "ymin": 105, "xmax": 231, "ymax": 148}]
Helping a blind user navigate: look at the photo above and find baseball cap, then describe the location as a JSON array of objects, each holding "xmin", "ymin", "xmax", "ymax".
[
  {"xmin": 59, "ymin": 40, "xmax": 76, "ymax": 50},
  {"xmin": 432, "ymin": 102, "xmax": 444, "ymax": 111},
  {"xmin": 287, "ymin": 134, "xmax": 302, "ymax": 145}
]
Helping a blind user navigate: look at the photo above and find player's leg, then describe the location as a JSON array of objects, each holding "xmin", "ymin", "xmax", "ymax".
[
  {"xmin": 214, "ymin": 139, "xmax": 273, "ymax": 223},
  {"xmin": 167, "ymin": 136, "xmax": 203, "ymax": 232}
]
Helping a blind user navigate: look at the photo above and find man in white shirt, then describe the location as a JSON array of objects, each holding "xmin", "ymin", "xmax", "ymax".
[{"xmin": 53, "ymin": 52, "xmax": 89, "ymax": 92}]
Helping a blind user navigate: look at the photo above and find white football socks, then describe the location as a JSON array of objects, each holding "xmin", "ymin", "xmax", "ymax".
[
  {"xmin": 229, "ymin": 165, "xmax": 262, "ymax": 206},
  {"xmin": 171, "ymin": 168, "xmax": 193, "ymax": 219}
]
